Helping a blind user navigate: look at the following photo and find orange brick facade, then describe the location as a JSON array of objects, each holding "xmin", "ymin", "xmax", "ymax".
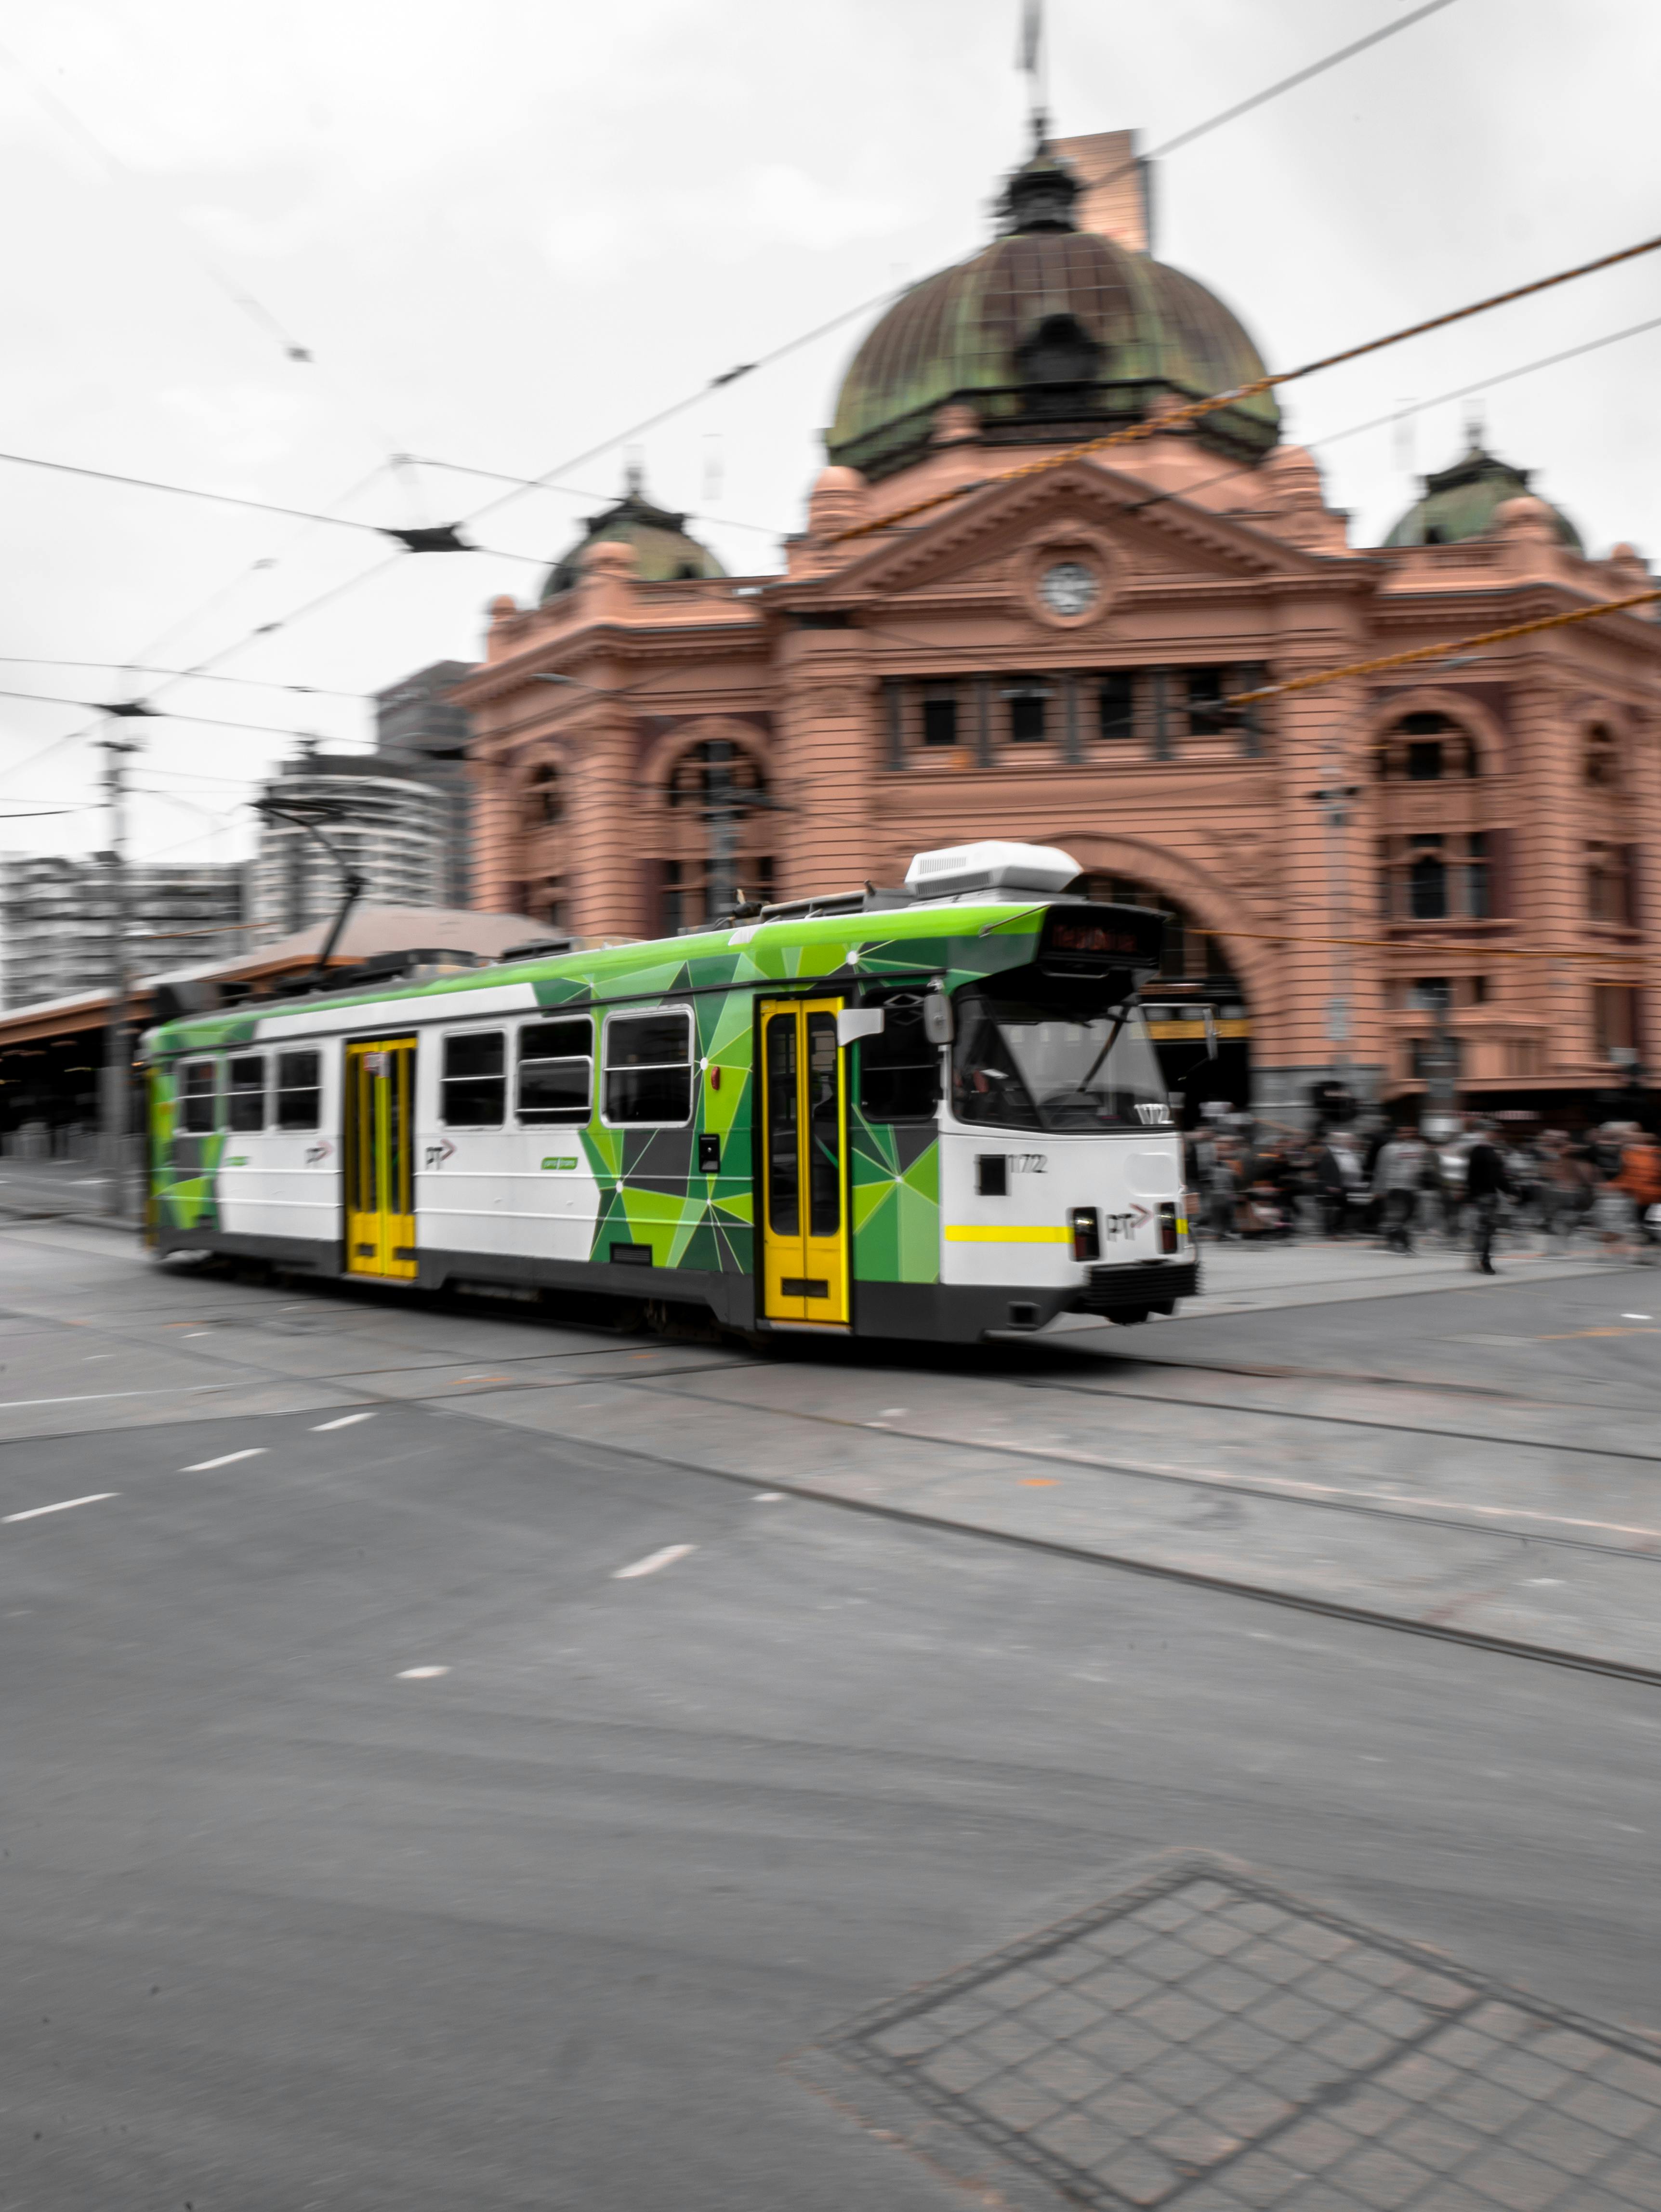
[{"xmin": 455, "ymin": 154, "xmax": 1658, "ymax": 1127}]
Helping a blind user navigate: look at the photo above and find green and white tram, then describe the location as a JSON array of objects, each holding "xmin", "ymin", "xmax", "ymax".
[{"xmin": 144, "ymin": 842, "xmax": 1197, "ymax": 1342}]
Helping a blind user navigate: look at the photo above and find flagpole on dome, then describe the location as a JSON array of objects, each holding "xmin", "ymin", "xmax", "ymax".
[{"xmin": 1017, "ymin": 0, "xmax": 1048, "ymax": 148}]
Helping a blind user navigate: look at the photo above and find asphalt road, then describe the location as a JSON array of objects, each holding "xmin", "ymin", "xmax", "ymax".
[{"xmin": 2, "ymin": 1251, "xmax": 1659, "ymax": 2210}]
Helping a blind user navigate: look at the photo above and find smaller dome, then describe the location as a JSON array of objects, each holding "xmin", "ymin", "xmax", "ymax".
[
  {"xmin": 541, "ymin": 463, "xmax": 725, "ymax": 602},
  {"xmin": 1384, "ymin": 437, "xmax": 1582, "ymax": 553}
]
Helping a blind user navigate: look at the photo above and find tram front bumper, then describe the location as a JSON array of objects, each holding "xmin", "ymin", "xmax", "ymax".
[{"xmin": 1071, "ymin": 1256, "xmax": 1200, "ymax": 1322}]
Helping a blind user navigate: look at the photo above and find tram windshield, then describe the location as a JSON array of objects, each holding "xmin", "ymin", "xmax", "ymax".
[{"xmin": 951, "ymin": 992, "xmax": 1170, "ymax": 1132}]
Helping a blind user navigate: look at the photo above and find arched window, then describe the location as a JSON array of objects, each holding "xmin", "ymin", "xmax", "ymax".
[
  {"xmin": 526, "ymin": 761, "xmax": 562, "ymax": 827},
  {"xmin": 666, "ymin": 738, "xmax": 766, "ymax": 810},
  {"xmin": 1374, "ymin": 711, "xmax": 1478, "ymax": 780}
]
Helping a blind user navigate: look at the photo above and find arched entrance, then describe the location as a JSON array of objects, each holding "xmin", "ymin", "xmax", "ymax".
[{"xmin": 1088, "ymin": 874, "xmax": 1252, "ymax": 1125}]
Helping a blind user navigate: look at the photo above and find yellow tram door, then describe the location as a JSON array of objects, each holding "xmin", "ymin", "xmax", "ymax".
[
  {"xmin": 344, "ymin": 1038, "xmax": 418, "ymax": 1280},
  {"xmin": 759, "ymin": 998, "xmax": 850, "ymax": 1326}
]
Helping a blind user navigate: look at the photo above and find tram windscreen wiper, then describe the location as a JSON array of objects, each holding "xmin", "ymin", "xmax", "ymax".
[{"xmin": 1077, "ymin": 1005, "xmax": 1131, "ymax": 1094}]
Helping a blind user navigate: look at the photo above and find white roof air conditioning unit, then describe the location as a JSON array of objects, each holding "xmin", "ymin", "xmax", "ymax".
[{"xmin": 903, "ymin": 841, "xmax": 1081, "ymax": 899}]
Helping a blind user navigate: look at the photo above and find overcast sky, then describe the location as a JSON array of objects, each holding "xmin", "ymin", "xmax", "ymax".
[{"xmin": 0, "ymin": 0, "xmax": 1656, "ymax": 868}]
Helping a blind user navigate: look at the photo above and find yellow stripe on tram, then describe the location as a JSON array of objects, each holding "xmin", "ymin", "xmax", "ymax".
[{"xmin": 945, "ymin": 1224, "xmax": 1074, "ymax": 1243}]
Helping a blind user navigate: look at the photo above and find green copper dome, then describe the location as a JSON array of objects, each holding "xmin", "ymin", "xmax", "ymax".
[
  {"xmin": 827, "ymin": 142, "xmax": 1280, "ymax": 482},
  {"xmin": 541, "ymin": 466, "xmax": 725, "ymax": 602},
  {"xmin": 1383, "ymin": 438, "xmax": 1582, "ymax": 552}
]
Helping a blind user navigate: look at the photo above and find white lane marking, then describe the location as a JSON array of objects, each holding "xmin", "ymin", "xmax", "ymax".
[
  {"xmin": 753, "ymin": 1491, "xmax": 785, "ymax": 1502},
  {"xmin": 312, "ymin": 1412, "xmax": 375, "ymax": 1432},
  {"xmin": 184, "ymin": 1331, "xmax": 212, "ymax": 1338},
  {"xmin": 1621, "ymin": 1313, "xmax": 1652, "ymax": 1321},
  {"xmin": 5, "ymin": 1492, "xmax": 118, "ymax": 1522},
  {"xmin": 613, "ymin": 1543, "xmax": 696, "ymax": 1580},
  {"xmin": 181, "ymin": 1448, "xmax": 266, "ymax": 1472},
  {"xmin": 879, "ymin": 1407, "xmax": 908, "ymax": 1417},
  {"xmin": 397, "ymin": 1665, "xmax": 449, "ymax": 1679},
  {"xmin": 0, "ymin": 1384, "xmax": 226, "ymax": 1412}
]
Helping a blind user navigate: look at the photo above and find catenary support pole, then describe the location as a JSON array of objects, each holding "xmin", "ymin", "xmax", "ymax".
[{"xmin": 98, "ymin": 735, "xmax": 139, "ymax": 1223}]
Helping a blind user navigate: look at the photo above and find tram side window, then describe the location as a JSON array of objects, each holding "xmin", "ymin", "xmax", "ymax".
[
  {"xmin": 226, "ymin": 1055, "xmax": 266, "ymax": 1132},
  {"xmin": 180, "ymin": 1060, "xmax": 218, "ymax": 1134},
  {"xmin": 441, "ymin": 1032, "xmax": 506, "ymax": 1126},
  {"xmin": 275, "ymin": 1051, "xmax": 322, "ymax": 1132},
  {"xmin": 518, "ymin": 1017, "xmax": 593, "ymax": 1124},
  {"xmin": 857, "ymin": 991, "xmax": 941, "ymax": 1122},
  {"xmin": 604, "ymin": 1008, "xmax": 692, "ymax": 1125}
]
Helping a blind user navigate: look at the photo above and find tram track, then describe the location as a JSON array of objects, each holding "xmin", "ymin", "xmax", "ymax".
[
  {"xmin": 620, "ymin": 1369, "xmax": 1661, "ymax": 1567},
  {"xmin": 1004, "ymin": 1365, "xmax": 1661, "ymax": 1467},
  {"xmin": 494, "ymin": 1416, "xmax": 1661, "ymax": 1695}
]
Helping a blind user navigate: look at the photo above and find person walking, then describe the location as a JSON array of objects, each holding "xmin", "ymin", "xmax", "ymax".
[
  {"xmin": 1610, "ymin": 1128, "xmax": 1661, "ymax": 1263},
  {"xmin": 1465, "ymin": 1119, "xmax": 1515, "ymax": 1275},
  {"xmin": 1374, "ymin": 1123, "xmax": 1429, "ymax": 1254}
]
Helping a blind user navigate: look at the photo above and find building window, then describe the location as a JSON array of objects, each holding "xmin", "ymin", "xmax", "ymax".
[
  {"xmin": 1584, "ymin": 724, "xmax": 1620, "ymax": 787},
  {"xmin": 1003, "ymin": 681, "xmax": 1049, "ymax": 743},
  {"xmin": 1593, "ymin": 985, "xmax": 1639, "ymax": 1060},
  {"xmin": 667, "ymin": 738, "xmax": 765, "ymax": 810},
  {"xmin": 441, "ymin": 1032, "xmax": 506, "ymax": 1126},
  {"xmin": 1185, "ymin": 668, "xmax": 1230, "ymax": 737},
  {"xmin": 1587, "ymin": 843, "xmax": 1635, "ymax": 926},
  {"xmin": 517, "ymin": 1017, "xmax": 592, "ymax": 1123},
  {"xmin": 527, "ymin": 761, "xmax": 562, "ymax": 825},
  {"xmin": 1376, "ymin": 711, "xmax": 1478, "ymax": 779},
  {"xmin": 921, "ymin": 687, "xmax": 958, "ymax": 747},
  {"xmin": 1465, "ymin": 832, "xmax": 1491, "ymax": 919},
  {"xmin": 180, "ymin": 1060, "xmax": 217, "ymax": 1134},
  {"xmin": 1097, "ymin": 672, "xmax": 1135, "ymax": 743},
  {"xmin": 275, "ymin": 1051, "xmax": 322, "ymax": 1132},
  {"xmin": 1410, "ymin": 978, "xmax": 1450, "ymax": 1013},
  {"xmin": 1408, "ymin": 843, "xmax": 1448, "ymax": 920},
  {"xmin": 226, "ymin": 1055, "xmax": 265, "ymax": 1132},
  {"xmin": 604, "ymin": 1008, "xmax": 693, "ymax": 1125}
]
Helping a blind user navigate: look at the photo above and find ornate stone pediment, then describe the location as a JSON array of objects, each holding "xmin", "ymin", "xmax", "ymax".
[{"xmin": 794, "ymin": 459, "xmax": 1343, "ymax": 617}]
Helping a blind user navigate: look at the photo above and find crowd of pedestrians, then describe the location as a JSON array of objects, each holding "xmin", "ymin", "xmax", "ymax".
[{"xmin": 1184, "ymin": 1111, "xmax": 1661, "ymax": 1270}]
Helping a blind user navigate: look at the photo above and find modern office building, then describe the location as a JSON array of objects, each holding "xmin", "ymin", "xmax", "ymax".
[
  {"xmin": 0, "ymin": 854, "xmax": 246, "ymax": 1012},
  {"xmin": 249, "ymin": 748, "xmax": 448, "ymax": 944},
  {"xmin": 373, "ymin": 659, "xmax": 475, "ymax": 906}
]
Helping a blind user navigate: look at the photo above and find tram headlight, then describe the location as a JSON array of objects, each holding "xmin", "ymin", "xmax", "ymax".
[{"xmin": 1070, "ymin": 1207, "xmax": 1101, "ymax": 1262}]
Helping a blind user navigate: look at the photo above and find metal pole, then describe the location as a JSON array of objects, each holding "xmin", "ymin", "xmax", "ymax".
[
  {"xmin": 98, "ymin": 737, "xmax": 139, "ymax": 1223},
  {"xmin": 703, "ymin": 738, "xmax": 738, "ymax": 923}
]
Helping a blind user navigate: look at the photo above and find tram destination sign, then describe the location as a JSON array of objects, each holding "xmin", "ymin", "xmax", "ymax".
[{"xmin": 1038, "ymin": 902, "xmax": 1165, "ymax": 977}]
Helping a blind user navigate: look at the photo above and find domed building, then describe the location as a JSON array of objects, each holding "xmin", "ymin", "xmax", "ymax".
[
  {"xmin": 1384, "ymin": 434, "xmax": 1583, "ymax": 552},
  {"xmin": 540, "ymin": 462, "xmax": 725, "ymax": 601},
  {"xmin": 828, "ymin": 143, "xmax": 1278, "ymax": 479},
  {"xmin": 459, "ymin": 126, "xmax": 1659, "ymax": 1127}
]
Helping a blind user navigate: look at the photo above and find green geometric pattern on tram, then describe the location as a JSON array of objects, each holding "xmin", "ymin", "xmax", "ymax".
[{"xmin": 851, "ymin": 1122, "xmax": 940, "ymax": 1284}]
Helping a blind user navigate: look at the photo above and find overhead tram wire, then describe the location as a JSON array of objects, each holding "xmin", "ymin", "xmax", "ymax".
[
  {"xmin": 456, "ymin": 286, "xmax": 914, "ymax": 532},
  {"xmin": 1111, "ymin": 309, "xmax": 1661, "ymax": 528},
  {"xmin": 0, "ymin": 447, "xmax": 549, "ymax": 564},
  {"xmin": 0, "ymin": 659, "xmax": 366, "ymax": 700},
  {"xmin": 0, "ymin": 7, "xmax": 1491, "ymax": 794},
  {"xmin": 454, "ymin": 2, "xmax": 1466, "ymax": 533},
  {"xmin": 1091, "ymin": 0, "xmax": 1460, "ymax": 187},
  {"xmin": 829, "ymin": 229, "xmax": 1661, "ymax": 544},
  {"xmin": 1227, "ymin": 586, "xmax": 1661, "ymax": 708},
  {"xmin": 0, "ymin": 31, "xmax": 416, "ymax": 474}
]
